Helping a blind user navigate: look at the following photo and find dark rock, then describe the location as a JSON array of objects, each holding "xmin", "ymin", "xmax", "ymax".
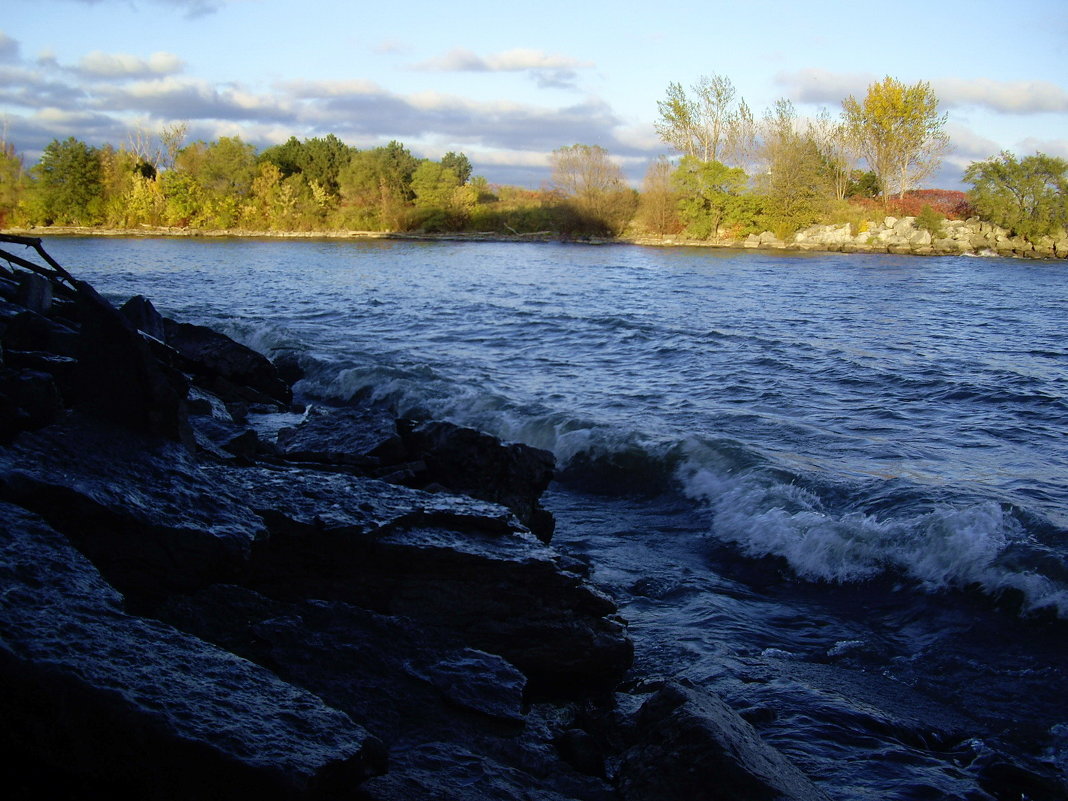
[
  {"xmin": 163, "ymin": 317, "xmax": 292, "ymax": 406},
  {"xmin": 209, "ymin": 463, "xmax": 631, "ymax": 696},
  {"xmin": 119, "ymin": 293, "xmax": 166, "ymax": 341},
  {"xmin": 0, "ymin": 303, "xmax": 80, "ymax": 357},
  {"xmin": 277, "ymin": 404, "xmax": 404, "ymax": 467},
  {"xmin": 71, "ymin": 280, "xmax": 192, "ymax": 446},
  {"xmin": 0, "ymin": 501, "xmax": 386, "ymax": 799},
  {"xmin": 0, "ymin": 421, "xmax": 264, "ymax": 605},
  {"xmin": 0, "ymin": 368, "xmax": 63, "ymax": 442},
  {"xmin": 555, "ymin": 728, "xmax": 607, "ymax": 778},
  {"xmin": 15, "ymin": 271, "xmax": 52, "ymax": 315},
  {"xmin": 400, "ymin": 420, "xmax": 556, "ymax": 541},
  {"xmin": 616, "ymin": 682, "xmax": 830, "ymax": 801},
  {"xmin": 359, "ymin": 742, "xmax": 591, "ymax": 801},
  {"xmin": 159, "ymin": 584, "xmax": 528, "ymax": 738},
  {"xmin": 271, "ymin": 407, "xmax": 556, "ymax": 540},
  {"xmin": 2, "ymin": 349, "xmax": 78, "ymax": 398}
]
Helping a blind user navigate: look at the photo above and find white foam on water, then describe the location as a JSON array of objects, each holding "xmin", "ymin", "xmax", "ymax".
[{"xmin": 678, "ymin": 456, "xmax": 1068, "ymax": 617}]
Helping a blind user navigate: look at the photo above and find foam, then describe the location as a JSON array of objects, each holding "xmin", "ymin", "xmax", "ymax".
[{"xmin": 678, "ymin": 458, "xmax": 1068, "ymax": 617}]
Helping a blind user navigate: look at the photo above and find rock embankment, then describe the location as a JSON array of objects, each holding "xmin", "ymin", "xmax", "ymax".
[
  {"xmin": 0, "ymin": 233, "xmax": 830, "ymax": 800},
  {"xmin": 640, "ymin": 217, "xmax": 1068, "ymax": 259}
]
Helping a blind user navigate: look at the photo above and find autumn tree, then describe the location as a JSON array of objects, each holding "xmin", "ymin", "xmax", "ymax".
[
  {"xmin": 807, "ymin": 108, "xmax": 858, "ymax": 201},
  {"xmin": 655, "ymin": 74, "xmax": 755, "ymax": 167},
  {"xmin": 964, "ymin": 151, "xmax": 1068, "ymax": 239},
  {"xmin": 842, "ymin": 76, "xmax": 948, "ymax": 200},
  {"xmin": 757, "ymin": 99, "xmax": 833, "ymax": 236},
  {"xmin": 550, "ymin": 143, "xmax": 635, "ymax": 235},
  {"xmin": 635, "ymin": 157, "xmax": 680, "ymax": 236}
]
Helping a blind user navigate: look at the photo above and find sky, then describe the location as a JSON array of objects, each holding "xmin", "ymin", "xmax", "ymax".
[{"xmin": 2, "ymin": 0, "xmax": 1066, "ymax": 189}]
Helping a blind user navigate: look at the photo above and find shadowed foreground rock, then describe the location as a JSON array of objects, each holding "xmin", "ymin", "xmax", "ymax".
[
  {"xmin": 617, "ymin": 682, "xmax": 830, "ymax": 801},
  {"xmin": 0, "ymin": 501, "xmax": 386, "ymax": 799}
]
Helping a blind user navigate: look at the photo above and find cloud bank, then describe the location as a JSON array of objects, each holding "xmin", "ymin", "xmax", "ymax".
[
  {"xmin": 776, "ymin": 68, "xmax": 1068, "ymax": 114},
  {"xmin": 0, "ymin": 32, "xmax": 647, "ymax": 183}
]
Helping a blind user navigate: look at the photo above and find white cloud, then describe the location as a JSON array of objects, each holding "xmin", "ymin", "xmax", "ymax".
[
  {"xmin": 1015, "ymin": 137, "xmax": 1068, "ymax": 158},
  {"xmin": 933, "ymin": 78, "xmax": 1068, "ymax": 114},
  {"xmin": 78, "ymin": 50, "xmax": 185, "ymax": 79},
  {"xmin": 414, "ymin": 47, "xmax": 594, "ymax": 89},
  {"xmin": 774, "ymin": 68, "xmax": 876, "ymax": 105},
  {"xmin": 945, "ymin": 122, "xmax": 1002, "ymax": 160}
]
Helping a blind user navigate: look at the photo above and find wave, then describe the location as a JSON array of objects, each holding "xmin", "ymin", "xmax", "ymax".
[
  {"xmin": 676, "ymin": 444, "xmax": 1068, "ymax": 618},
  {"xmin": 224, "ymin": 324, "xmax": 1068, "ymax": 619}
]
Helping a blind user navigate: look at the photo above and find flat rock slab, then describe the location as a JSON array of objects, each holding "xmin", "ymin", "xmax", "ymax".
[
  {"xmin": 0, "ymin": 420, "xmax": 264, "ymax": 601},
  {"xmin": 0, "ymin": 501, "xmax": 385, "ymax": 798},
  {"xmin": 206, "ymin": 463, "xmax": 631, "ymax": 695}
]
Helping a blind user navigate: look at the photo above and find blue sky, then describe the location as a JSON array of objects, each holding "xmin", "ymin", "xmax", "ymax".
[{"xmin": 2, "ymin": 0, "xmax": 1066, "ymax": 188}]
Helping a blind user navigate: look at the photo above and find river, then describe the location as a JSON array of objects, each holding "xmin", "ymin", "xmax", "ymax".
[{"xmin": 45, "ymin": 236, "xmax": 1068, "ymax": 799}]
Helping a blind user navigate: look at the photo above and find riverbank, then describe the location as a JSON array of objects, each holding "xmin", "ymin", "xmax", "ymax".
[{"xmin": 7, "ymin": 217, "xmax": 1067, "ymax": 259}]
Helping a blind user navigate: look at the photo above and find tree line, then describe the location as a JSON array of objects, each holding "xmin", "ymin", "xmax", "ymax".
[{"xmin": 0, "ymin": 74, "xmax": 1065, "ymax": 242}]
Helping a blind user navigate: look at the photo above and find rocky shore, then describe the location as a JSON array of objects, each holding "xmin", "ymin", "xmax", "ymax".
[
  {"xmin": 641, "ymin": 216, "xmax": 1068, "ymax": 259},
  {"xmin": 7, "ymin": 216, "xmax": 1068, "ymax": 258},
  {"xmin": 0, "ymin": 233, "xmax": 836, "ymax": 799}
]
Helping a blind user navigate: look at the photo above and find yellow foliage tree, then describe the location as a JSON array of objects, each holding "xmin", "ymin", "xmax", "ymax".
[{"xmin": 842, "ymin": 76, "xmax": 948, "ymax": 199}]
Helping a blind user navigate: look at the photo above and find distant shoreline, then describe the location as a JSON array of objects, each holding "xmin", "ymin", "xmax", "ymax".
[{"xmin": 3, "ymin": 225, "xmax": 1064, "ymax": 260}]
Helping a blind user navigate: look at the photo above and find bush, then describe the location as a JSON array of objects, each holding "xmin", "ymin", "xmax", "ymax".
[{"xmin": 915, "ymin": 204, "xmax": 945, "ymax": 238}]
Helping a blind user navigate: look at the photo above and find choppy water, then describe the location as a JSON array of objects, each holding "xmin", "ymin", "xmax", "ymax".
[{"xmin": 46, "ymin": 236, "xmax": 1068, "ymax": 799}]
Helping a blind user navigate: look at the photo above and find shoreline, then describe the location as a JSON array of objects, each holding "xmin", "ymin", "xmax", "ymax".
[{"xmin": 3, "ymin": 224, "xmax": 1065, "ymax": 260}]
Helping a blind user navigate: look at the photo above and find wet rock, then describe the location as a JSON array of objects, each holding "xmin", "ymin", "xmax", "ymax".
[
  {"xmin": 159, "ymin": 584, "xmax": 528, "ymax": 737},
  {"xmin": 206, "ymin": 463, "xmax": 629, "ymax": 695},
  {"xmin": 0, "ymin": 501, "xmax": 386, "ymax": 799},
  {"xmin": 360, "ymin": 742, "xmax": 591, "ymax": 801},
  {"xmin": 277, "ymin": 404, "xmax": 404, "ymax": 467},
  {"xmin": 0, "ymin": 421, "xmax": 264, "ymax": 605},
  {"xmin": 119, "ymin": 293, "xmax": 166, "ymax": 341},
  {"xmin": 72, "ymin": 280, "xmax": 192, "ymax": 445},
  {"xmin": 0, "ymin": 368, "xmax": 63, "ymax": 442},
  {"xmin": 616, "ymin": 681, "xmax": 830, "ymax": 801},
  {"xmin": 400, "ymin": 420, "xmax": 557, "ymax": 541},
  {"xmin": 163, "ymin": 317, "xmax": 293, "ymax": 407},
  {"xmin": 275, "ymin": 407, "xmax": 556, "ymax": 540}
]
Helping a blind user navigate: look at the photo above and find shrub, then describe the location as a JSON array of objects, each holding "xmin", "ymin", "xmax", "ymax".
[{"xmin": 915, "ymin": 204, "xmax": 945, "ymax": 238}]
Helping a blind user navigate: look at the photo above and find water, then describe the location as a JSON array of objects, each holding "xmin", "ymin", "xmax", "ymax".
[{"xmin": 41, "ymin": 236, "xmax": 1068, "ymax": 799}]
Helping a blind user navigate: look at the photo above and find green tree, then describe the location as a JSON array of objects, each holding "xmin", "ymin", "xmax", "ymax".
[
  {"xmin": 411, "ymin": 161, "xmax": 461, "ymax": 209},
  {"xmin": 440, "ymin": 152, "xmax": 472, "ymax": 185},
  {"xmin": 196, "ymin": 136, "xmax": 257, "ymax": 197},
  {"xmin": 0, "ymin": 138, "xmax": 26, "ymax": 226},
  {"xmin": 338, "ymin": 141, "xmax": 419, "ymax": 230},
  {"xmin": 842, "ymin": 76, "xmax": 949, "ymax": 199},
  {"xmin": 671, "ymin": 155, "xmax": 750, "ymax": 238},
  {"xmin": 757, "ymin": 99, "xmax": 832, "ymax": 237},
  {"xmin": 28, "ymin": 137, "xmax": 104, "ymax": 225},
  {"xmin": 964, "ymin": 151, "xmax": 1068, "ymax": 239}
]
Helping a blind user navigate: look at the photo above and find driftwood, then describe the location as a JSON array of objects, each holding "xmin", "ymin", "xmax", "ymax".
[{"xmin": 0, "ymin": 233, "xmax": 77, "ymax": 291}]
